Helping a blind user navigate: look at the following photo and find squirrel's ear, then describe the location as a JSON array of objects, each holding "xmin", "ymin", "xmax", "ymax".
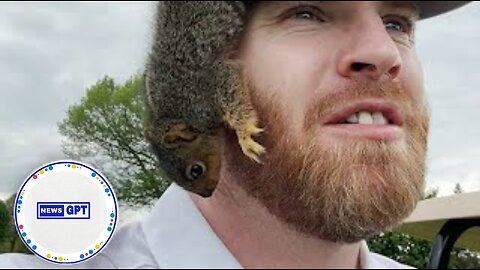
[{"xmin": 162, "ymin": 123, "xmax": 198, "ymax": 147}]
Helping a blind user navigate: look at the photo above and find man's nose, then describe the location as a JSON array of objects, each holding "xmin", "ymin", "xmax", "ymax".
[{"xmin": 337, "ymin": 17, "xmax": 402, "ymax": 81}]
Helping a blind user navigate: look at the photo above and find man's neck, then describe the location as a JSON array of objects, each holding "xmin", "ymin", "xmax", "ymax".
[{"xmin": 190, "ymin": 178, "xmax": 362, "ymax": 269}]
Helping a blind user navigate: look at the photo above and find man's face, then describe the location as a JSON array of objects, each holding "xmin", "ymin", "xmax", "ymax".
[{"xmin": 224, "ymin": 1, "xmax": 430, "ymax": 243}]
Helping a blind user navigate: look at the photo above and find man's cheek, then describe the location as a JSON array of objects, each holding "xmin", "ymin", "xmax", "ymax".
[{"xmin": 264, "ymin": 78, "xmax": 309, "ymax": 134}]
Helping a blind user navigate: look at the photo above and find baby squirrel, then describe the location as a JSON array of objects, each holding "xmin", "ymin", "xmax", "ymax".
[{"xmin": 144, "ymin": 1, "xmax": 265, "ymax": 197}]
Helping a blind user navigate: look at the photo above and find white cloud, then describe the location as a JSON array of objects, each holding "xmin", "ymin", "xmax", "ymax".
[
  {"xmin": 0, "ymin": 193, "xmax": 12, "ymax": 201},
  {"xmin": 416, "ymin": 2, "xmax": 480, "ymax": 196},
  {"xmin": 0, "ymin": 2, "xmax": 155, "ymax": 194}
]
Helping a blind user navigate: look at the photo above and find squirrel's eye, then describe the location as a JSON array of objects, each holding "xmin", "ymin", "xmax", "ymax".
[{"xmin": 185, "ymin": 162, "xmax": 206, "ymax": 181}]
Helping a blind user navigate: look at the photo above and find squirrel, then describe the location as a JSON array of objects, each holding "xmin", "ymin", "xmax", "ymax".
[{"xmin": 143, "ymin": 1, "xmax": 265, "ymax": 197}]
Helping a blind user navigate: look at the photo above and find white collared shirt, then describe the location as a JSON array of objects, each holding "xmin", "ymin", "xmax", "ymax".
[{"xmin": 0, "ymin": 184, "xmax": 414, "ymax": 269}]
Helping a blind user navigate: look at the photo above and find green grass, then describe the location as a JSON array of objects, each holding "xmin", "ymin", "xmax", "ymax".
[{"xmin": 395, "ymin": 220, "xmax": 480, "ymax": 251}]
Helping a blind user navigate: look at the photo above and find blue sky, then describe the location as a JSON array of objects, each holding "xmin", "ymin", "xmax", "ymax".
[{"xmin": 0, "ymin": 2, "xmax": 479, "ymax": 200}]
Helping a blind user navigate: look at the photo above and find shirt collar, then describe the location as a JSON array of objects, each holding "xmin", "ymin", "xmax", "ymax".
[
  {"xmin": 141, "ymin": 183, "xmax": 377, "ymax": 269},
  {"xmin": 360, "ymin": 240, "xmax": 373, "ymax": 269},
  {"xmin": 141, "ymin": 183, "xmax": 242, "ymax": 268}
]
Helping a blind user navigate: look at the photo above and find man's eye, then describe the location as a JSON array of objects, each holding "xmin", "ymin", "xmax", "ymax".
[
  {"xmin": 294, "ymin": 11, "xmax": 315, "ymax": 20},
  {"xmin": 286, "ymin": 6, "xmax": 326, "ymax": 22},
  {"xmin": 383, "ymin": 17, "xmax": 412, "ymax": 33}
]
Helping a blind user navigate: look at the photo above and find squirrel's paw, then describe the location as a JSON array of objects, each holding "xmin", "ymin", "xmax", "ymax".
[{"xmin": 236, "ymin": 120, "xmax": 265, "ymax": 163}]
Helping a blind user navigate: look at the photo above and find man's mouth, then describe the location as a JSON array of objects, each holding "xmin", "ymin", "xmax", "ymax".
[{"xmin": 322, "ymin": 99, "xmax": 404, "ymax": 141}]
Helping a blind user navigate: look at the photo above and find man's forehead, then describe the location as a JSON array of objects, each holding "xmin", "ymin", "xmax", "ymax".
[
  {"xmin": 385, "ymin": 1, "xmax": 420, "ymax": 19},
  {"xmin": 246, "ymin": 1, "xmax": 470, "ymax": 19},
  {"xmin": 385, "ymin": 1, "xmax": 419, "ymax": 13},
  {"xmin": 252, "ymin": 1, "xmax": 419, "ymax": 15}
]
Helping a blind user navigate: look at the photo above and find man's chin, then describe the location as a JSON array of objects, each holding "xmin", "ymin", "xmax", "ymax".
[{"xmin": 309, "ymin": 133, "xmax": 411, "ymax": 163}]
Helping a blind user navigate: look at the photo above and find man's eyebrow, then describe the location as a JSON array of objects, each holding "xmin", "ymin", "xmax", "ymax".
[{"xmin": 383, "ymin": 1, "xmax": 420, "ymax": 18}]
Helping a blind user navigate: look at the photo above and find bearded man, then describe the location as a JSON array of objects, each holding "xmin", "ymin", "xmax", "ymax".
[{"xmin": 0, "ymin": 1, "xmax": 472, "ymax": 269}]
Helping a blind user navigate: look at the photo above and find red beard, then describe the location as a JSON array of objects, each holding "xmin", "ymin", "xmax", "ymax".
[{"xmin": 223, "ymin": 80, "xmax": 429, "ymax": 243}]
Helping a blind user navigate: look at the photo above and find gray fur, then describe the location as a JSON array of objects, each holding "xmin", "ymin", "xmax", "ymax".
[
  {"xmin": 145, "ymin": 1, "xmax": 246, "ymax": 134},
  {"xmin": 144, "ymin": 1, "xmax": 250, "ymax": 194}
]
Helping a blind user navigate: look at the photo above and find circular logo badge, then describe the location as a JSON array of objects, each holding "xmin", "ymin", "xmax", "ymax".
[{"xmin": 14, "ymin": 160, "xmax": 118, "ymax": 264}]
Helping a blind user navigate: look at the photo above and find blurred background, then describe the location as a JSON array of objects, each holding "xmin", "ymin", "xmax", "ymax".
[{"xmin": 0, "ymin": 2, "xmax": 479, "ymax": 267}]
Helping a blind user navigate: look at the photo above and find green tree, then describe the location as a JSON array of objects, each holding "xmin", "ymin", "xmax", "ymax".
[
  {"xmin": 368, "ymin": 231, "xmax": 480, "ymax": 268},
  {"xmin": 0, "ymin": 200, "xmax": 9, "ymax": 243},
  {"xmin": 454, "ymin": 183, "xmax": 464, "ymax": 194},
  {"xmin": 450, "ymin": 249, "xmax": 480, "ymax": 269},
  {"xmin": 367, "ymin": 189, "xmax": 441, "ymax": 268},
  {"xmin": 0, "ymin": 194, "xmax": 31, "ymax": 254},
  {"xmin": 424, "ymin": 187, "xmax": 439, "ymax": 200},
  {"xmin": 368, "ymin": 189, "xmax": 480, "ymax": 268},
  {"xmin": 368, "ymin": 232, "xmax": 432, "ymax": 268},
  {"xmin": 58, "ymin": 75, "xmax": 169, "ymax": 207}
]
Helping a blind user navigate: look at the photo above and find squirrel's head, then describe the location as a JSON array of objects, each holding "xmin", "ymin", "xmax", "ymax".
[
  {"xmin": 171, "ymin": 134, "xmax": 223, "ymax": 197},
  {"xmin": 145, "ymin": 127, "xmax": 222, "ymax": 198}
]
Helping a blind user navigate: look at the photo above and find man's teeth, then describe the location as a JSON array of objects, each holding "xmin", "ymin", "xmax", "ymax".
[
  {"xmin": 358, "ymin": 111, "xmax": 373, "ymax": 124},
  {"xmin": 346, "ymin": 114, "xmax": 358, "ymax": 123},
  {"xmin": 372, "ymin": 112, "xmax": 387, "ymax": 125},
  {"xmin": 344, "ymin": 111, "xmax": 388, "ymax": 125}
]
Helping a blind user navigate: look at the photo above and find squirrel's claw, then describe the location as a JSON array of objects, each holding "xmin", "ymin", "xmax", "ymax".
[
  {"xmin": 236, "ymin": 119, "xmax": 266, "ymax": 163},
  {"xmin": 238, "ymin": 134, "xmax": 266, "ymax": 163}
]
